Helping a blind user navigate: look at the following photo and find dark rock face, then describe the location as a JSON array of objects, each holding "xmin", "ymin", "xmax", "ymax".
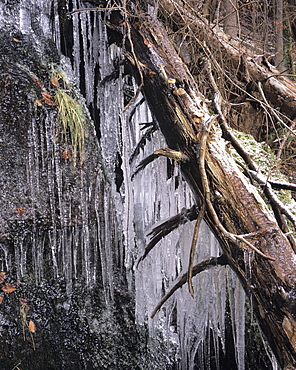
[{"xmin": 0, "ymin": 8, "xmax": 144, "ymax": 370}]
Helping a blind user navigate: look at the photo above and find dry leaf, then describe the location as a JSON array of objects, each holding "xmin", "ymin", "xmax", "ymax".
[
  {"xmin": 28, "ymin": 320, "xmax": 36, "ymax": 333},
  {"xmin": 62, "ymin": 150, "xmax": 71, "ymax": 159},
  {"xmin": 31, "ymin": 75, "xmax": 43, "ymax": 89},
  {"xmin": 176, "ymin": 88, "xmax": 186, "ymax": 95},
  {"xmin": 138, "ymin": 61, "xmax": 148, "ymax": 69},
  {"xmin": 168, "ymin": 78, "xmax": 176, "ymax": 84},
  {"xmin": 14, "ymin": 208, "xmax": 25, "ymax": 216},
  {"xmin": 196, "ymin": 132, "xmax": 202, "ymax": 141},
  {"xmin": 50, "ymin": 77, "xmax": 60, "ymax": 87},
  {"xmin": 13, "ymin": 38, "xmax": 20, "ymax": 42},
  {"xmin": 143, "ymin": 39, "xmax": 149, "ymax": 45},
  {"xmin": 41, "ymin": 91, "xmax": 56, "ymax": 105},
  {"xmin": 35, "ymin": 99, "xmax": 42, "ymax": 107},
  {"xmin": 2, "ymin": 283, "xmax": 16, "ymax": 293},
  {"xmin": 19, "ymin": 298, "xmax": 28, "ymax": 304},
  {"xmin": 0, "ymin": 272, "xmax": 6, "ymax": 284},
  {"xmin": 0, "ymin": 295, "xmax": 3, "ymax": 304}
]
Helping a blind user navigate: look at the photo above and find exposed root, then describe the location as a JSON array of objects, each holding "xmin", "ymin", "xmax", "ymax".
[
  {"xmin": 136, "ymin": 206, "xmax": 198, "ymax": 268},
  {"xmin": 151, "ymin": 254, "xmax": 228, "ymax": 318},
  {"xmin": 133, "ymin": 148, "xmax": 188, "ymax": 178},
  {"xmin": 129, "ymin": 125, "xmax": 157, "ymax": 164}
]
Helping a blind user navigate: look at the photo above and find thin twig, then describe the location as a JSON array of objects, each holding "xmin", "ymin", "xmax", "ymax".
[
  {"xmin": 187, "ymin": 115, "xmax": 216, "ymax": 296},
  {"xmin": 67, "ymin": 6, "xmax": 124, "ymax": 16},
  {"xmin": 258, "ymin": 81, "xmax": 296, "ymax": 138}
]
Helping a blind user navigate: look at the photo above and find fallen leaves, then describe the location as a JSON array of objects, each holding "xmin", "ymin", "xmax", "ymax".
[
  {"xmin": 2, "ymin": 282, "xmax": 17, "ymax": 293},
  {"xmin": 50, "ymin": 77, "xmax": 60, "ymax": 87},
  {"xmin": 20, "ymin": 299, "xmax": 36, "ymax": 348},
  {"xmin": 176, "ymin": 87, "xmax": 186, "ymax": 95},
  {"xmin": 0, "ymin": 273, "xmax": 17, "ymax": 295},
  {"xmin": 31, "ymin": 75, "xmax": 43, "ymax": 89},
  {"xmin": 0, "ymin": 273, "xmax": 36, "ymax": 347}
]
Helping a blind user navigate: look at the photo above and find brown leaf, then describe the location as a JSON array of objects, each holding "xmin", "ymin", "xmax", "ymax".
[
  {"xmin": 196, "ymin": 132, "xmax": 202, "ymax": 141},
  {"xmin": 35, "ymin": 99, "xmax": 42, "ymax": 107},
  {"xmin": 13, "ymin": 38, "xmax": 20, "ymax": 42},
  {"xmin": 31, "ymin": 75, "xmax": 43, "ymax": 89},
  {"xmin": 2, "ymin": 283, "xmax": 16, "ymax": 293},
  {"xmin": 41, "ymin": 91, "xmax": 56, "ymax": 105},
  {"xmin": 0, "ymin": 295, "xmax": 3, "ymax": 304},
  {"xmin": 138, "ymin": 61, "xmax": 148, "ymax": 69},
  {"xmin": 193, "ymin": 117, "xmax": 201, "ymax": 124},
  {"xmin": 0, "ymin": 272, "xmax": 6, "ymax": 284},
  {"xmin": 19, "ymin": 298, "xmax": 28, "ymax": 304},
  {"xmin": 28, "ymin": 320, "xmax": 36, "ymax": 333},
  {"xmin": 176, "ymin": 88, "xmax": 186, "ymax": 95},
  {"xmin": 50, "ymin": 77, "xmax": 60, "ymax": 87},
  {"xmin": 14, "ymin": 208, "xmax": 25, "ymax": 216},
  {"xmin": 62, "ymin": 150, "xmax": 71, "ymax": 159}
]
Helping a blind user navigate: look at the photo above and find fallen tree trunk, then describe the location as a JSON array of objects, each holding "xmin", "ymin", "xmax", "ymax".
[
  {"xmin": 159, "ymin": 0, "xmax": 296, "ymax": 122},
  {"xmin": 122, "ymin": 6, "xmax": 296, "ymax": 369}
]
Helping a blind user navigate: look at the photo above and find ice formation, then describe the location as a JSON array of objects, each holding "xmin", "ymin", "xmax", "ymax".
[{"xmin": 0, "ymin": 0, "xmax": 280, "ymax": 368}]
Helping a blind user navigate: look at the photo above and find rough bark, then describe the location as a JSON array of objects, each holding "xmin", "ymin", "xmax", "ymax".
[{"xmin": 124, "ymin": 8, "xmax": 296, "ymax": 369}]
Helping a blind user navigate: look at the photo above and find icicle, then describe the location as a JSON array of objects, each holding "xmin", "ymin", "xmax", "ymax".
[
  {"xmin": 19, "ymin": 4, "xmax": 31, "ymax": 34},
  {"xmin": 227, "ymin": 268, "xmax": 246, "ymax": 370}
]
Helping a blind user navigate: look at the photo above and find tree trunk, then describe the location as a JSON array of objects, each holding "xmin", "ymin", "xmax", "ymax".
[
  {"xmin": 274, "ymin": 0, "xmax": 285, "ymax": 72},
  {"xmin": 223, "ymin": 0, "xmax": 238, "ymax": 38},
  {"xmin": 125, "ymin": 9, "xmax": 296, "ymax": 369}
]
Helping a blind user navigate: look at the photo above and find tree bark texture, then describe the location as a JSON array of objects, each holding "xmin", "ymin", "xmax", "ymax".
[
  {"xmin": 126, "ymin": 12, "xmax": 296, "ymax": 369},
  {"xmin": 223, "ymin": 0, "xmax": 238, "ymax": 38}
]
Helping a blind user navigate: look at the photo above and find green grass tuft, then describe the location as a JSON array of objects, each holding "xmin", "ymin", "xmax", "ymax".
[{"xmin": 55, "ymin": 87, "xmax": 85, "ymax": 164}]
